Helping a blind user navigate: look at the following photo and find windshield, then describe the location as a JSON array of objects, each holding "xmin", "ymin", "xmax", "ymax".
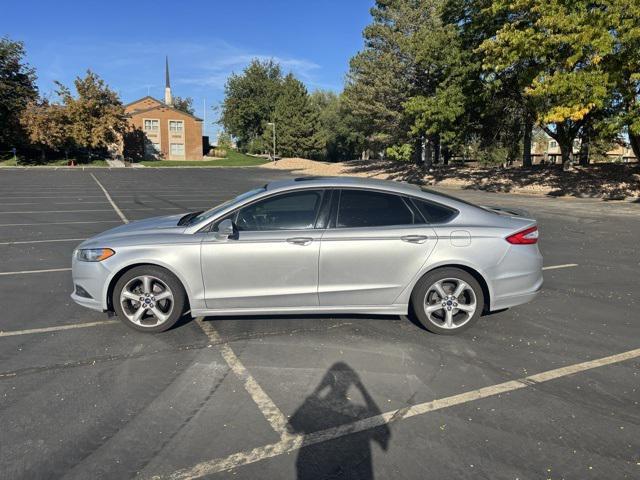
[{"xmin": 185, "ymin": 187, "xmax": 266, "ymax": 226}]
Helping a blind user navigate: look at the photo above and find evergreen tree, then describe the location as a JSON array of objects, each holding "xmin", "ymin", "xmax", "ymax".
[
  {"xmin": 267, "ymin": 75, "xmax": 323, "ymax": 158},
  {"xmin": 310, "ymin": 90, "xmax": 363, "ymax": 161},
  {"xmin": 0, "ymin": 37, "xmax": 38, "ymax": 151}
]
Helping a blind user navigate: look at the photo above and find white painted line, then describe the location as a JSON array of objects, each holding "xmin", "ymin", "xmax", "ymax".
[
  {"xmin": 159, "ymin": 346, "xmax": 640, "ymax": 480},
  {"xmin": 0, "ymin": 209, "xmax": 117, "ymax": 214},
  {"xmin": 196, "ymin": 317, "xmax": 291, "ymax": 436},
  {"xmin": 90, "ymin": 173, "xmax": 129, "ymax": 224},
  {"xmin": 0, "ymin": 220, "xmax": 121, "ymax": 227},
  {"xmin": 542, "ymin": 263, "xmax": 579, "ymax": 271},
  {"xmin": 0, "ymin": 238, "xmax": 86, "ymax": 246},
  {"xmin": 0, "ymin": 320, "xmax": 119, "ymax": 337},
  {"xmin": 0, "ymin": 267, "xmax": 71, "ymax": 276}
]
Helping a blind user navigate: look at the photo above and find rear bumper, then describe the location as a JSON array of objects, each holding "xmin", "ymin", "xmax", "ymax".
[
  {"xmin": 488, "ymin": 243, "xmax": 543, "ymax": 311},
  {"xmin": 491, "ymin": 285, "xmax": 542, "ymax": 311}
]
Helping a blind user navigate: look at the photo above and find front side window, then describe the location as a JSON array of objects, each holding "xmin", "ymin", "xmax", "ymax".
[
  {"xmin": 337, "ymin": 190, "xmax": 414, "ymax": 228},
  {"xmin": 169, "ymin": 120, "xmax": 183, "ymax": 132},
  {"xmin": 236, "ymin": 190, "xmax": 324, "ymax": 231}
]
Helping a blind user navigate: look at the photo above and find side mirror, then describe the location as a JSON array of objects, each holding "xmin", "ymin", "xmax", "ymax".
[{"xmin": 215, "ymin": 218, "xmax": 236, "ymax": 240}]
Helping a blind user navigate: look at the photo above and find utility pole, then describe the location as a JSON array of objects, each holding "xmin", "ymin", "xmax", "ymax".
[{"xmin": 267, "ymin": 122, "xmax": 276, "ymax": 162}]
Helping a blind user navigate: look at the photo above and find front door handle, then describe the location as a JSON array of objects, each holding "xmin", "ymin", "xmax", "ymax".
[
  {"xmin": 401, "ymin": 235, "xmax": 428, "ymax": 244},
  {"xmin": 286, "ymin": 237, "xmax": 313, "ymax": 246}
]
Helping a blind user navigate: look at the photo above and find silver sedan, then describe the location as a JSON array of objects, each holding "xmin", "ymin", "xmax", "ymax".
[{"xmin": 71, "ymin": 176, "xmax": 543, "ymax": 334}]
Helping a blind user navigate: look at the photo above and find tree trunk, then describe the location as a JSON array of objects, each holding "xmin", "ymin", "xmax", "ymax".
[
  {"xmin": 442, "ymin": 147, "xmax": 450, "ymax": 166},
  {"xmin": 579, "ymin": 125, "xmax": 591, "ymax": 166},
  {"xmin": 415, "ymin": 137, "xmax": 425, "ymax": 166},
  {"xmin": 522, "ymin": 119, "xmax": 533, "ymax": 168},
  {"xmin": 433, "ymin": 136, "xmax": 441, "ymax": 165},
  {"xmin": 560, "ymin": 140, "xmax": 574, "ymax": 171},
  {"xmin": 423, "ymin": 138, "xmax": 433, "ymax": 168},
  {"xmin": 629, "ymin": 131, "xmax": 640, "ymax": 162}
]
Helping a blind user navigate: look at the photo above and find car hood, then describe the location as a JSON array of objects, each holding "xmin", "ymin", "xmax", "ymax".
[{"xmin": 78, "ymin": 214, "xmax": 187, "ymax": 247}]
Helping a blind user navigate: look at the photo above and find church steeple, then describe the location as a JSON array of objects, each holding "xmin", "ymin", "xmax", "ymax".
[{"xmin": 164, "ymin": 55, "xmax": 172, "ymax": 106}]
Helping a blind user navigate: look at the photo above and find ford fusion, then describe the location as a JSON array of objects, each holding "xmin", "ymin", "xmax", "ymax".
[{"xmin": 71, "ymin": 177, "xmax": 543, "ymax": 334}]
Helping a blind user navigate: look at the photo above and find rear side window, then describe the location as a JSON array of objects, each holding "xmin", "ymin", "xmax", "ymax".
[
  {"xmin": 337, "ymin": 190, "xmax": 415, "ymax": 228},
  {"xmin": 412, "ymin": 199, "xmax": 457, "ymax": 224}
]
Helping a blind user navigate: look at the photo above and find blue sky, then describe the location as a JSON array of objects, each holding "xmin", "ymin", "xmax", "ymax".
[{"xmin": 1, "ymin": 0, "xmax": 373, "ymax": 138}]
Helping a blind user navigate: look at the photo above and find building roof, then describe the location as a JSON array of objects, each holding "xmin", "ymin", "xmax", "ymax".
[{"xmin": 125, "ymin": 96, "xmax": 203, "ymax": 121}]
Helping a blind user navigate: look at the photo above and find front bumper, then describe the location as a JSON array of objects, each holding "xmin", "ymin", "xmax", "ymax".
[{"xmin": 70, "ymin": 254, "xmax": 113, "ymax": 312}]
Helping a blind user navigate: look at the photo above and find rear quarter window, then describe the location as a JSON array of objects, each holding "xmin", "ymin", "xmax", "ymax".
[{"xmin": 412, "ymin": 199, "xmax": 458, "ymax": 224}]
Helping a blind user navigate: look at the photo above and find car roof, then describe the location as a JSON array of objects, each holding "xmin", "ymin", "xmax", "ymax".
[{"xmin": 266, "ymin": 176, "xmax": 423, "ymax": 196}]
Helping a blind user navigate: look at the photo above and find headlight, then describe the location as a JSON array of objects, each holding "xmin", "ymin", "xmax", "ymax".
[{"xmin": 76, "ymin": 248, "xmax": 115, "ymax": 262}]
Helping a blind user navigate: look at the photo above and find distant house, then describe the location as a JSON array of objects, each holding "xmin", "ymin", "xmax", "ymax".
[
  {"xmin": 124, "ymin": 57, "xmax": 203, "ymax": 161},
  {"xmin": 531, "ymin": 132, "xmax": 636, "ymax": 163}
]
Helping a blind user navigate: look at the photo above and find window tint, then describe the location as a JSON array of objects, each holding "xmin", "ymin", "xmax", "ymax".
[
  {"xmin": 412, "ymin": 199, "xmax": 457, "ymax": 223},
  {"xmin": 337, "ymin": 190, "xmax": 414, "ymax": 228},
  {"xmin": 236, "ymin": 190, "xmax": 323, "ymax": 231}
]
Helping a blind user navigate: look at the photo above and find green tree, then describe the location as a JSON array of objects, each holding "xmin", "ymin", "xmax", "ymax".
[
  {"xmin": 343, "ymin": 1, "xmax": 422, "ymax": 155},
  {"xmin": 602, "ymin": 0, "xmax": 640, "ymax": 160},
  {"xmin": 220, "ymin": 59, "xmax": 283, "ymax": 152},
  {"xmin": 0, "ymin": 37, "xmax": 38, "ymax": 151},
  {"xmin": 55, "ymin": 70, "xmax": 128, "ymax": 154},
  {"xmin": 172, "ymin": 95, "xmax": 195, "ymax": 115},
  {"xmin": 310, "ymin": 90, "xmax": 363, "ymax": 161},
  {"xmin": 20, "ymin": 99, "xmax": 73, "ymax": 161},
  {"xmin": 266, "ymin": 74, "xmax": 323, "ymax": 158},
  {"xmin": 480, "ymin": 0, "xmax": 617, "ymax": 169}
]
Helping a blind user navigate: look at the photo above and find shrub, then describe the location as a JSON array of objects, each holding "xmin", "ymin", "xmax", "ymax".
[{"xmin": 386, "ymin": 143, "xmax": 413, "ymax": 162}]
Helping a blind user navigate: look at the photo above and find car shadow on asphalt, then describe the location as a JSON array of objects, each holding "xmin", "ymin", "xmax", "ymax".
[{"xmin": 289, "ymin": 362, "xmax": 391, "ymax": 480}]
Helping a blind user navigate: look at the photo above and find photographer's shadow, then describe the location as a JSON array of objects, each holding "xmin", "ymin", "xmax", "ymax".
[{"xmin": 289, "ymin": 362, "xmax": 390, "ymax": 480}]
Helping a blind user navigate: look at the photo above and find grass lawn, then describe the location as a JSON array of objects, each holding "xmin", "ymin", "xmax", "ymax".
[{"xmin": 140, "ymin": 151, "xmax": 269, "ymax": 167}]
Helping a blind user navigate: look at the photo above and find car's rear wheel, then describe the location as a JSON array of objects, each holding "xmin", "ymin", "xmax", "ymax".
[
  {"xmin": 411, "ymin": 267, "xmax": 484, "ymax": 335},
  {"xmin": 113, "ymin": 265, "xmax": 186, "ymax": 332}
]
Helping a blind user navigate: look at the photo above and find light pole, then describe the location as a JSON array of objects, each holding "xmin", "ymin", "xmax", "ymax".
[{"xmin": 267, "ymin": 122, "xmax": 276, "ymax": 162}]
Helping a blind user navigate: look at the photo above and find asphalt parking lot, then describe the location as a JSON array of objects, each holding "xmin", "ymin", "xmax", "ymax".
[{"xmin": 0, "ymin": 167, "xmax": 638, "ymax": 480}]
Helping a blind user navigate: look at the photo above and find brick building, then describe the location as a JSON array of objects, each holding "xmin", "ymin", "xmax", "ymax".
[{"xmin": 124, "ymin": 58, "xmax": 203, "ymax": 160}]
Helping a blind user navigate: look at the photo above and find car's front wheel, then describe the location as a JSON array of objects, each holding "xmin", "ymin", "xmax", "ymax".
[
  {"xmin": 411, "ymin": 267, "xmax": 484, "ymax": 335},
  {"xmin": 113, "ymin": 265, "xmax": 186, "ymax": 332}
]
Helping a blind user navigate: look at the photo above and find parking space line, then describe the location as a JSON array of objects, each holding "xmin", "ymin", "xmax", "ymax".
[
  {"xmin": 196, "ymin": 317, "xmax": 291, "ymax": 437},
  {"xmin": 90, "ymin": 173, "xmax": 129, "ymax": 224},
  {"xmin": 0, "ymin": 238, "xmax": 85, "ymax": 246},
  {"xmin": 542, "ymin": 263, "xmax": 578, "ymax": 271},
  {"xmin": 0, "ymin": 220, "xmax": 121, "ymax": 227},
  {"xmin": 0, "ymin": 320, "xmax": 119, "ymax": 338},
  {"xmin": 159, "ymin": 346, "xmax": 640, "ymax": 479},
  {"xmin": 0, "ymin": 267, "xmax": 71, "ymax": 276}
]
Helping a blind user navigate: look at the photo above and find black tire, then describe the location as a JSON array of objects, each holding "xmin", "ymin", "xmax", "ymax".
[
  {"xmin": 112, "ymin": 265, "xmax": 186, "ymax": 333},
  {"xmin": 410, "ymin": 267, "xmax": 485, "ymax": 335}
]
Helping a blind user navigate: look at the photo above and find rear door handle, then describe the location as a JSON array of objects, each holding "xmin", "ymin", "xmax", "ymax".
[
  {"xmin": 401, "ymin": 235, "xmax": 428, "ymax": 244},
  {"xmin": 286, "ymin": 237, "xmax": 313, "ymax": 246}
]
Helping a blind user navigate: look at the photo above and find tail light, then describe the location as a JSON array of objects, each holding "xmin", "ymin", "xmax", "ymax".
[{"xmin": 506, "ymin": 226, "xmax": 539, "ymax": 244}]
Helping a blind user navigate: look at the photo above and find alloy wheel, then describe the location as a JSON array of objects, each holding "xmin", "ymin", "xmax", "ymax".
[
  {"xmin": 423, "ymin": 277, "xmax": 477, "ymax": 330},
  {"xmin": 119, "ymin": 275, "xmax": 174, "ymax": 327}
]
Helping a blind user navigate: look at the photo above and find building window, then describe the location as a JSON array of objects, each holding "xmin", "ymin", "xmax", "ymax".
[
  {"xmin": 170, "ymin": 143, "xmax": 185, "ymax": 156},
  {"xmin": 549, "ymin": 140, "xmax": 557, "ymax": 149},
  {"xmin": 144, "ymin": 119, "xmax": 159, "ymax": 131},
  {"xmin": 169, "ymin": 120, "xmax": 184, "ymax": 133}
]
